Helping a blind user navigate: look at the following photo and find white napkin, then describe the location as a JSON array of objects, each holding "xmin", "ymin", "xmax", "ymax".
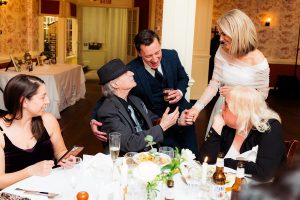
[
  {"xmin": 82, "ymin": 153, "xmax": 114, "ymax": 180},
  {"xmin": 238, "ymin": 145, "xmax": 258, "ymax": 162}
]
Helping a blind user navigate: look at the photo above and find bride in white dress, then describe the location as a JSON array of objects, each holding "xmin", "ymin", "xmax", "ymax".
[{"xmin": 186, "ymin": 9, "xmax": 269, "ymax": 138}]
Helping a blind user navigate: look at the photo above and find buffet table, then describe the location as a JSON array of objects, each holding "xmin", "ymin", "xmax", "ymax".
[{"xmin": 0, "ymin": 64, "xmax": 86, "ymax": 118}]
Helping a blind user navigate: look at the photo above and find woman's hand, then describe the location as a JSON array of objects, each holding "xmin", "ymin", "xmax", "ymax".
[
  {"xmin": 26, "ymin": 160, "xmax": 54, "ymax": 176},
  {"xmin": 185, "ymin": 107, "xmax": 200, "ymax": 123},
  {"xmin": 219, "ymin": 85, "xmax": 232, "ymax": 97},
  {"xmin": 57, "ymin": 155, "xmax": 77, "ymax": 169},
  {"xmin": 212, "ymin": 113, "xmax": 225, "ymax": 135},
  {"xmin": 178, "ymin": 109, "xmax": 194, "ymax": 126}
]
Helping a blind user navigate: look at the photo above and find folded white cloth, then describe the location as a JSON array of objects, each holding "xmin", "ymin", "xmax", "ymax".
[
  {"xmin": 82, "ymin": 153, "xmax": 114, "ymax": 180},
  {"xmin": 238, "ymin": 145, "xmax": 258, "ymax": 163}
]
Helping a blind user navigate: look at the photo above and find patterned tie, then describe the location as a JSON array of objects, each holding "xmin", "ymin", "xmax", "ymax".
[
  {"xmin": 128, "ymin": 105, "xmax": 143, "ymax": 132},
  {"xmin": 154, "ymin": 69, "xmax": 164, "ymax": 83}
]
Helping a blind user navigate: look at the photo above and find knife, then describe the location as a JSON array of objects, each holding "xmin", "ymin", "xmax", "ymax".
[{"xmin": 15, "ymin": 188, "xmax": 59, "ymax": 198}]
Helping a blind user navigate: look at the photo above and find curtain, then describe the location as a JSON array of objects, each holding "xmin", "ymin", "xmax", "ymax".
[{"xmin": 105, "ymin": 8, "xmax": 128, "ymax": 62}]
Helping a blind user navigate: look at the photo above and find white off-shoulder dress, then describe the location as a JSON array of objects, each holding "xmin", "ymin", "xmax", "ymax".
[{"xmin": 193, "ymin": 47, "xmax": 270, "ymax": 138}]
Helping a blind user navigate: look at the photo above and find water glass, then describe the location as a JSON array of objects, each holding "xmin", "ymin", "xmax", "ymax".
[
  {"xmin": 163, "ymin": 88, "xmax": 174, "ymax": 101},
  {"xmin": 159, "ymin": 146, "xmax": 174, "ymax": 158}
]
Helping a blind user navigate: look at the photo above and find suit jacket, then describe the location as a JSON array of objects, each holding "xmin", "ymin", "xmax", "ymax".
[
  {"xmin": 199, "ymin": 119, "xmax": 286, "ymax": 182},
  {"xmin": 96, "ymin": 95, "xmax": 163, "ymax": 153},
  {"xmin": 128, "ymin": 49, "xmax": 191, "ymax": 114}
]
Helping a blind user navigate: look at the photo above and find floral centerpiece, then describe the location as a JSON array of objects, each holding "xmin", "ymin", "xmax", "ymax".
[{"xmin": 136, "ymin": 135, "xmax": 196, "ymax": 199}]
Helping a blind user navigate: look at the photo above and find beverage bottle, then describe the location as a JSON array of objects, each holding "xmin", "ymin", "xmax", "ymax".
[
  {"xmin": 213, "ymin": 152, "xmax": 226, "ymax": 185},
  {"xmin": 231, "ymin": 161, "xmax": 246, "ymax": 192},
  {"xmin": 210, "ymin": 152, "xmax": 226, "ymax": 199},
  {"xmin": 164, "ymin": 179, "xmax": 175, "ymax": 200}
]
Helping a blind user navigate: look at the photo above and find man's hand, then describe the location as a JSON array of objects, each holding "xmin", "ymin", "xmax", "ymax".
[
  {"xmin": 90, "ymin": 119, "xmax": 107, "ymax": 142},
  {"xmin": 159, "ymin": 107, "xmax": 179, "ymax": 131},
  {"xmin": 168, "ymin": 89, "xmax": 183, "ymax": 104}
]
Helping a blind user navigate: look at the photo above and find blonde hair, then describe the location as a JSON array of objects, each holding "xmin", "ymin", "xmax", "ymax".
[
  {"xmin": 228, "ymin": 86, "xmax": 280, "ymax": 134},
  {"xmin": 217, "ymin": 9, "xmax": 258, "ymax": 56}
]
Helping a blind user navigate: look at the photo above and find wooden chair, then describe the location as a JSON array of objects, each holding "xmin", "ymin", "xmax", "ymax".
[{"xmin": 285, "ymin": 140, "xmax": 299, "ymax": 167}]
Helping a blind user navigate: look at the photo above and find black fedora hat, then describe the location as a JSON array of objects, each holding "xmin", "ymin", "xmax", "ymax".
[{"xmin": 97, "ymin": 58, "xmax": 128, "ymax": 85}]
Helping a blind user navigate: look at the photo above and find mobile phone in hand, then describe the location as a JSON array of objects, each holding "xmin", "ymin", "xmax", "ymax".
[{"xmin": 57, "ymin": 145, "xmax": 84, "ymax": 163}]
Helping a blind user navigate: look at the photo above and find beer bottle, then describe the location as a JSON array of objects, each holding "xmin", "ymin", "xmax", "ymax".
[
  {"xmin": 209, "ymin": 152, "xmax": 226, "ymax": 199},
  {"xmin": 213, "ymin": 152, "xmax": 226, "ymax": 185},
  {"xmin": 232, "ymin": 161, "xmax": 247, "ymax": 192}
]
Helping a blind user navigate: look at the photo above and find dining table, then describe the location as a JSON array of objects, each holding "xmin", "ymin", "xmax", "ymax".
[
  {"xmin": 0, "ymin": 153, "xmax": 253, "ymax": 200},
  {"xmin": 0, "ymin": 63, "xmax": 86, "ymax": 119}
]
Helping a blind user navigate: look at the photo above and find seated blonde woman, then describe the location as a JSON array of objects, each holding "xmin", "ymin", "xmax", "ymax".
[
  {"xmin": 198, "ymin": 86, "xmax": 286, "ymax": 182},
  {"xmin": 0, "ymin": 74, "xmax": 76, "ymax": 189}
]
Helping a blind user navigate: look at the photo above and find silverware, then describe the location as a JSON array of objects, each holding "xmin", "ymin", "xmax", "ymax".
[{"xmin": 15, "ymin": 188, "xmax": 59, "ymax": 198}]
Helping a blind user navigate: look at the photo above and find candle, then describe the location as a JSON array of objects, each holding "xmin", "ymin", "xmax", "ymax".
[{"xmin": 201, "ymin": 156, "xmax": 208, "ymax": 184}]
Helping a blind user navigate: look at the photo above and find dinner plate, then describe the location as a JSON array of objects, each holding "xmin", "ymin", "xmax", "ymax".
[{"xmin": 133, "ymin": 152, "xmax": 171, "ymax": 166}]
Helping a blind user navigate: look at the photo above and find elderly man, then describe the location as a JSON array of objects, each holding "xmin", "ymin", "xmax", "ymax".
[
  {"xmin": 91, "ymin": 30, "xmax": 199, "ymax": 155},
  {"xmin": 95, "ymin": 59, "xmax": 180, "ymax": 153}
]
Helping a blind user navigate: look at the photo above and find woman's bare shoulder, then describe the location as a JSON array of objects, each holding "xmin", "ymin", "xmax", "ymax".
[{"xmin": 241, "ymin": 49, "xmax": 266, "ymax": 66}]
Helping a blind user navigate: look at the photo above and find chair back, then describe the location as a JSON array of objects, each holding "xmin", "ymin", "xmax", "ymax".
[{"xmin": 284, "ymin": 140, "xmax": 299, "ymax": 166}]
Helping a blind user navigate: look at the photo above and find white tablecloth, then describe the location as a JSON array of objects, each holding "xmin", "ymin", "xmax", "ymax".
[
  {"xmin": 0, "ymin": 64, "xmax": 86, "ymax": 118},
  {"xmin": 1, "ymin": 154, "xmax": 243, "ymax": 200}
]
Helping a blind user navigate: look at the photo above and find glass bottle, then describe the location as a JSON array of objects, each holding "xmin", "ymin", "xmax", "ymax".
[
  {"xmin": 232, "ymin": 161, "xmax": 247, "ymax": 192},
  {"xmin": 212, "ymin": 152, "xmax": 226, "ymax": 185},
  {"xmin": 210, "ymin": 152, "xmax": 226, "ymax": 199},
  {"xmin": 164, "ymin": 179, "xmax": 175, "ymax": 200}
]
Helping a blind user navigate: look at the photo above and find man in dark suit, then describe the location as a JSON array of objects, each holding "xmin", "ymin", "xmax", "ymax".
[
  {"xmin": 95, "ymin": 58, "xmax": 179, "ymax": 153},
  {"xmin": 127, "ymin": 29, "xmax": 198, "ymax": 154}
]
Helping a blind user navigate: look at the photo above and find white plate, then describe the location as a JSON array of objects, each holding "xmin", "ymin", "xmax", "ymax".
[{"xmin": 133, "ymin": 152, "xmax": 171, "ymax": 166}]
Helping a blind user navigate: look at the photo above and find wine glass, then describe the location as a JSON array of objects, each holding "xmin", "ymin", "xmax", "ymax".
[{"xmin": 109, "ymin": 132, "xmax": 121, "ymax": 179}]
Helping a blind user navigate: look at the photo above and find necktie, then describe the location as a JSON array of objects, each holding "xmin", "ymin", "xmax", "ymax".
[
  {"xmin": 128, "ymin": 105, "xmax": 143, "ymax": 132},
  {"xmin": 154, "ymin": 69, "xmax": 164, "ymax": 83}
]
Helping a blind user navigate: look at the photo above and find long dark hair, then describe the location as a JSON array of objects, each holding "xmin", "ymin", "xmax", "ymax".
[
  {"xmin": 3, "ymin": 74, "xmax": 46, "ymax": 139},
  {"xmin": 134, "ymin": 29, "xmax": 160, "ymax": 52}
]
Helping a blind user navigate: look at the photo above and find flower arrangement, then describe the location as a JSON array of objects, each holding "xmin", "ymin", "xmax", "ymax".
[{"xmin": 140, "ymin": 135, "xmax": 196, "ymax": 199}]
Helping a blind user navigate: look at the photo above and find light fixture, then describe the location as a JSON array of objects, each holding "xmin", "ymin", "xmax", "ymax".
[
  {"xmin": 0, "ymin": 0, "xmax": 8, "ymax": 6},
  {"xmin": 265, "ymin": 17, "xmax": 271, "ymax": 27}
]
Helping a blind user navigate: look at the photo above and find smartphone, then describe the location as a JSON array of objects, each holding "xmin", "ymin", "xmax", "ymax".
[{"xmin": 57, "ymin": 145, "xmax": 84, "ymax": 163}]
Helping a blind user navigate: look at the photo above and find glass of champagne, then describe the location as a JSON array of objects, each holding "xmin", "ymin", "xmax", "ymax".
[{"xmin": 109, "ymin": 132, "xmax": 121, "ymax": 179}]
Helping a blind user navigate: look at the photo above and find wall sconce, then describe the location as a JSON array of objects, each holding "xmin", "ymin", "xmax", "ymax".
[
  {"xmin": 265, "ymin": 17, "xmax": 271, "ymax": 27},
  {"xmin": 0, "ymin": 0, "xmax": 8, "ymax": 6}
]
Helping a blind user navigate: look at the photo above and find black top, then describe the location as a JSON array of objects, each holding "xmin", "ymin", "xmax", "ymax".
[
  {"xmin": 199, "ymin": 119, "xmax": 287, "ymax": 182},
  {"xmin": 4, "ymin": 130, "xmax": 54, "ymax": 173}
]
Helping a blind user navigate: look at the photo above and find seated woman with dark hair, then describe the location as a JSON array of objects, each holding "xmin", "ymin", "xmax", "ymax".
[
  {"xmin": 0, "ymin": 74, "xmax": 76, "ymax": 189},
  {"xmin": 199, "ymin": 86, "xmax": 286, "ymax": 182}
]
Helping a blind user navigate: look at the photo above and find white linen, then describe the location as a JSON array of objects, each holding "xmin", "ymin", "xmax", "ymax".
[
  {"xmin": 2, "ymin": 154, "xmax": 258, "ymax": 200},
  {"xmin": 0, "ymin": 64, "xmax": 86, "ymax": 118}
]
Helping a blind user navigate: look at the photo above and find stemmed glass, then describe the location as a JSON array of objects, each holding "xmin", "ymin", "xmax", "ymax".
[{"xmin": 109, "ymin": 132, "xmax": 121, "ymax": 180}]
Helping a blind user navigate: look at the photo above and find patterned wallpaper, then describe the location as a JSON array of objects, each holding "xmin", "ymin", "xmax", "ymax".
[
  {"xmin": 0, "ymin": 0, "xmax": 39, "ymax": 55},
  {"xmin": 213, "ymin": 0, "xmax": 300, "ymax": 62}
]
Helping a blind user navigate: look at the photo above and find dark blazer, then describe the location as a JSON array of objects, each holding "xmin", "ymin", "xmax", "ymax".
[
  {"xmin": 128, "ymin": 49, "xmax": 191, "ymax": 113},
  {"xmin": 96, "ymin": 95, "xmax": 163, "ymax": 153},
  {"xmin": 199, "ymin": 119, "xmax": 287, "ymax": 182}
]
